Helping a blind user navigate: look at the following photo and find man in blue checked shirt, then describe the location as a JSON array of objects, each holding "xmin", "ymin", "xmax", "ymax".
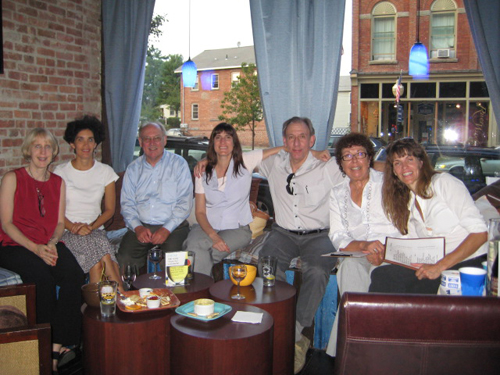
[{"xmin": 118, "ymin": 122, "xmax": 193, "ymax": 272}]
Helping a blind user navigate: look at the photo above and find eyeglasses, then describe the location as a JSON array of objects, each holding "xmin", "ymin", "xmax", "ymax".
[
  {"xmin": 286, "ymin": 173, "xmax": 295, "ymax": 195},
  {"xmin": 141, "ymin": 136, "xmax": 163, "ymax": 144},
  {"xmin": 36, "ymin": 187, "xmax": 45, "ymax": 217},
  {"xmin": 341, "ymin": 152, "xmax": 368, "ymax": 162}
]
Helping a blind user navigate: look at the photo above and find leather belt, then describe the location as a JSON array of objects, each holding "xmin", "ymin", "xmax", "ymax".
[{"xmin": 286, "ymin": 228, "xmax": 328, "ymax": 236}]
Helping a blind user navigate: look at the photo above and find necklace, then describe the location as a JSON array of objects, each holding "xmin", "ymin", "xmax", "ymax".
[
  {"xmin": 341, "ymin": 180, "xmax": 372, "ymax": 240},
  {"xmin": 26, "ymin": 165, "xmax": 48, "ymax": 217}
]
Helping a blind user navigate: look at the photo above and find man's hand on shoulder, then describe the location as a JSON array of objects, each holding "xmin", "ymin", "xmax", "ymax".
[
  {"xmin": 135, "ymin": 225, "xmax": 152, "ymax": 244},
  {"xmin": 151, "ymin": 227, "xmax": 170, "ymax": 245}
]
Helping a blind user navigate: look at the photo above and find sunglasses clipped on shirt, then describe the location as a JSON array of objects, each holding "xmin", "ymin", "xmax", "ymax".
[{"xmin": 286, "ymin": 173, "xmax": 295, "ymax": 195}]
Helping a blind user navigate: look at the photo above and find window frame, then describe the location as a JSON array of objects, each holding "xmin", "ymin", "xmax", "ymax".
[
  {"xmin": 370, "ymin": 2, "xmax": 397, "ymax": 62},
  {"xmin": 429, "ymin": 0, "xmax": 457, "ymax": 59},
  {"xmin": 191, "ymin": 103, "xmax": 199, "ymax": 120},
  {"xmin": 211, "ymin": 74, "xmax": 219, "ymax": 90}
]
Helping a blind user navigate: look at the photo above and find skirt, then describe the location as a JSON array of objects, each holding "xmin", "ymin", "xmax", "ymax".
[{"xmin": 61, "ymin": 229, "xmax": 118, "ymax": 273}]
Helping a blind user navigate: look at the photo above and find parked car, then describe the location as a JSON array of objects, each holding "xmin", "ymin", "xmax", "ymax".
[
  {"xmin": 166, "ymin": 128, "xmax": 193, "ymax": 137},
  {"xmin": 375, "ymin": 144, "xmax": 500, "ymax": 194}
]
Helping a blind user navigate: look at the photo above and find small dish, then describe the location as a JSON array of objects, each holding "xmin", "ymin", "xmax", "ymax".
[
  {"xmin": 139, "ymin": 288, "xmax": 153, "ymax": 298},
  {"xmin": 194, "ymin": 298, "xmax": 215, "ymax": 316},
  {"xmin": 147, "ymin": 295, "xmax": 161, "ymax": 309},
  {"xmin": 176, "ymin": 301, "xmax": 232, "ymax": 322}
]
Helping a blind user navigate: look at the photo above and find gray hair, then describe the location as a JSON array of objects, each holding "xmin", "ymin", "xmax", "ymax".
[
  {"xmin": 282, "ymin": 116, "xmax": 315, "ymax": 137},
  {"xmin": 138, "ymin": 122, "xmax": 166, "ymax": 137}
]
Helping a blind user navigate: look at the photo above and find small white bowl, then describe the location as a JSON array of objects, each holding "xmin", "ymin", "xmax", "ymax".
[
  {"xmin": 194, "ymin": 298, "xmax": 215, "ymax": 316},
  {"xmin": 147, "ymin": 296, "xmax": 161, "ymax": 309},
  {"xmin": 139, "ymin": 288, "xmax": 153, "ymax": 298}
]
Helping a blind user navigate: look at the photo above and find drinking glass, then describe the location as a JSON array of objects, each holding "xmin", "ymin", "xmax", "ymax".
[
  {"xmin": 121, "ymin": 263, "xmax": 137, "ymax": 290},
  {"xmin": 149, "ymin": 246, "xmax": 163, "ymax": 280},
  {"xmin": 230, "ymin": 265, "xmax": 247, "ymax": 300}
]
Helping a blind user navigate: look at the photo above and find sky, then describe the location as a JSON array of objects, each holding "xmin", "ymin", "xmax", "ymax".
[{"xmin": 152, "ymin": 0, "xmax": 352, "ymax": 76}]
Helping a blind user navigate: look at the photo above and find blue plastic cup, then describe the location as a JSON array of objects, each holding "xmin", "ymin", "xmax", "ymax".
[{"xmin": 459, "ymin": 267, "xmax": 487, "ymax": 296}]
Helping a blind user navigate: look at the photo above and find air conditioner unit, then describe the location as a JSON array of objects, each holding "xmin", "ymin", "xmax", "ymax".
[{"xmin": 437, "ymin": 49, "xmax": 451, "ymax": 58}]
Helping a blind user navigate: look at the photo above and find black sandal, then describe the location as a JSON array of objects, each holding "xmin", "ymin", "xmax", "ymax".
[{"xmin": 57, "ymin": 345, "xmax": 78, "ymax": 368}]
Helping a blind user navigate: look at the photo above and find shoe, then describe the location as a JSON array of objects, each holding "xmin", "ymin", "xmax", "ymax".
[
  {"xmin": 294, "ymin": 334, "xmax": 310, "ymax": 374},
  {"xmin": 57, "ymin": 345, "xmax": 79, "ymax": 368}
]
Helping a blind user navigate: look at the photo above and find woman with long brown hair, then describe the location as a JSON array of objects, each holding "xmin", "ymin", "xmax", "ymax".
[
  {"xmin": 370, "ymin": 138, "xmax": 487, "ymax": 293},
  {"xmin": 183, "ymin": 123, "xmax": 283, "ymax": 275}
]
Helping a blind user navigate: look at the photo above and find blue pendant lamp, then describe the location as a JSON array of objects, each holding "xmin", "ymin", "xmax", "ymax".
[
  {"xmin": 409, "ymin": 0, "xmax": 429, "ymax": 78},
  {"xmin": 182, "ymin": 0, "xmax": 197, "ymax": 88}
]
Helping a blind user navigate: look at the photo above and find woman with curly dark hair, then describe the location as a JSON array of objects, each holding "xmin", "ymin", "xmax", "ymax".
[
  {"xmin": 370, "ymin": 138, "xmax": 487, "ymax": 294},
  {"xmin": 54, "ymin": 115, "xmax": 123, "ymax": 291},
  {"xmin": 326, "ymin": 133, "xmax": 400, "ymax": 356}
]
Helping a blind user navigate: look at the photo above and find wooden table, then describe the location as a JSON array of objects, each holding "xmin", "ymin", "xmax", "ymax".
[
  {"xmin": 170, "ymin": 303, "xmax": 274, "ymax": 375},
  {"xmin": 209, "ymin": 278, "xmax": 296, "ymax": 375},
  {"xmin": 84, "ymin": 273, "xmax": 214, "ymax": 375}
]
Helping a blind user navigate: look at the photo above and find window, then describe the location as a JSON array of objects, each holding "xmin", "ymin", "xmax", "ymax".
[
  {"xmin": 211, "ymin": 74, "xmax": 219, "ymax": 90},
  {"xmin": 191, "ymin": 76, "xmax": 199, "ymax": 91},
  {"xmin": 371, "ymin": 2, "xmax": 396, "ymax": 61},
  {"xmin": 430, "ymin": 0, "xmax": 457, "ymax": 59},
  {"xmin": 192, "ymin": 104, "xmax": 199, "ymax": 120},
  {"xmin": 231, "ymin": 72, "xmax": 240, "ymax": 88},
  {"xmin": 169, "ymin": 108, "xmax": 176, "ymax": 117}
]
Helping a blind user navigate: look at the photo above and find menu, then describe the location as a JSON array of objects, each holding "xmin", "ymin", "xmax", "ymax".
[{"xmin": 384, "ymin": 237, "xmax": 445, "ymax": 270}]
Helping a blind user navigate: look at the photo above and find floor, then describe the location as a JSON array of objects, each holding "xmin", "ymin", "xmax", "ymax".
[{"xmin": 59, "ymin": 348, "xmax": 335, "ymax": 375}]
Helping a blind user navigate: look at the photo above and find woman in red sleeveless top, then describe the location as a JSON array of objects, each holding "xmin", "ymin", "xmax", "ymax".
[{"xmin": 0, "ymin": 128, "xmax": 84, "ymax": 373}]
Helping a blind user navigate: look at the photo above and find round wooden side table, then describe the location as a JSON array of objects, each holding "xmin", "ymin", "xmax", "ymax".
[
  {"xmin": 170, "ymin": 303, "xmax": 274, "ymax": 375},
  {"xmin": 209, "ymin": 277, "xmax": 296, "ymax": 375}
]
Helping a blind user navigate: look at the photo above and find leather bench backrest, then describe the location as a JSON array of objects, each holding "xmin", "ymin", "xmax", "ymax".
[{"xmin": 335, "ymin": 292, "xmax": 500, "ymax": 375}]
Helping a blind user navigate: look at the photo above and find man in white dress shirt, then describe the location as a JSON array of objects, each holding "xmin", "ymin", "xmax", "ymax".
[{"xmin": 258, "ymin": 116, "xmax": 343, "ymax": 373}]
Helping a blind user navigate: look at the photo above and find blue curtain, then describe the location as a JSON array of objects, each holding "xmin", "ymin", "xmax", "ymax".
[
  {"xmin": 464, "ymin": 0, "xmax": 500, "ymax": 133},
  {"xmin": 102, "ymin": 0, "xmax": 155, "ymax": 172},
  {"xmin": 250, "ymin": 0, "xmax": 346, "ymax": 149}
]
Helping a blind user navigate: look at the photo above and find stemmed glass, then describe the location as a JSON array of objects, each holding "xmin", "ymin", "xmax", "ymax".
[
  {"xmin": 121, "ymin": 263, "xmax": 137, "ymax": 291},
  {"xmin": 231, "ymin": 265, "xmax": 247, "ymax": 300},
  {"xmin": 149, "ymin": 246, "xmax": 163, "ymax": 280}
]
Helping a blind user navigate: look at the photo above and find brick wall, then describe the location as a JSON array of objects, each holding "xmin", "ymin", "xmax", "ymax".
[{"xmin": 0, "ymin": 0, "xmax": 102, "ymax": 178}]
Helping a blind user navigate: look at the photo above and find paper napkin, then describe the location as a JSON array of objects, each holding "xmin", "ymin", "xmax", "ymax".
[{"xmin": 231, "ymin": 311, "xmax": 263, "ymax": 324}]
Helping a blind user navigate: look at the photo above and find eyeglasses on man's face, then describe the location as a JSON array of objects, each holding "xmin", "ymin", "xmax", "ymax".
[
  {"xmin": 286, "ymin": 173, "xmax": 295, "ymax": 195},
  {"xmin": 341, "ymin": 152, "xmax": 368, "ymax": 162},
  {"xmin": 141, "ymin": 136, "xmax": 163, "ymax": 144}
]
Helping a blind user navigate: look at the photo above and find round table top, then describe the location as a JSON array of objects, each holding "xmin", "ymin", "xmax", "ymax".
[
  {"xmin": 84, "ymin": 304, "xmax": 174, "ymax": 324},
  {"xmin": 133, "ymin": 272, "xmax": 214, "ymax": 295},
  {"xmin": 209, "ymin": 277, "xmax": 296, "ymax": 304},
  {"xmin": 170, "ymin": 303, "xmax": 273, "ymax": 340}
]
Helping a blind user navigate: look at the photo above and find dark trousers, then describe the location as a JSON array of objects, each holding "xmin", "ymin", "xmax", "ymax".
[
  {"xmin": 0, "ymin": 243, "xmax": 85, "ymax": 346},
  {"xmin": 369, "ymin": 255, "xmax": 486, "ymax": 294},
  {"xmin": 117, "ymin": 220, "xmax": 190, "ymax": 272}
]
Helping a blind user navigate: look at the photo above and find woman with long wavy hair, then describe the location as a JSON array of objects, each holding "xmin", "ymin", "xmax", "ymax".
[{"xmin": 370, "ymin": 138, "xmax": 487, "ymax": 294}]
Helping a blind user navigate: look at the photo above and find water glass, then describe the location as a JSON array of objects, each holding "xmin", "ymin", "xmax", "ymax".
[{"xmin": 258, "ymin": 255, "xmax": 278, "ymax": 287}]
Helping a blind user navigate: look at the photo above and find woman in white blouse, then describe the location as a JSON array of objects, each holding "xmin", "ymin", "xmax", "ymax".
[
  {"xmin": 326, "ymin": 133, "xmax": 400, "ymax": 357},
  {"xmin": 183, "ymin": 123, "xmax": 283, "ymax": 276},
  {"xmin": 370, "ymin": 137, "xmax": 487, "ymax": 293}
]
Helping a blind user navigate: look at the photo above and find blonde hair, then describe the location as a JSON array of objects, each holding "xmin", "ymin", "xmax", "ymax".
[{"xmin": 21, "ymin": 128, "xmax": 59, "ymax": 161}]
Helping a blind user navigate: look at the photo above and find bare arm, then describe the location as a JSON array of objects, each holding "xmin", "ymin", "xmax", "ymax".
[
  {"xmin": 413, "ymin": 232, "xmax": 487, "ymax": 280},
  {"xmin": 262, "ymin": 146, "xmax": 284, "ymax": 160},
  {"xmin": 47, "ymin": 179, "xmax": 66, "ymax": 247},
  {"xmin": 194, "ymin": 193, "xmax": 229, "ymax": 252},
  {"xmin": 90, "ymin": 181, "xmax": 116, "ymax": 230},
  {"xmin": 0, "ymin": 172, "xmax": 58, "ymax": 265}
]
